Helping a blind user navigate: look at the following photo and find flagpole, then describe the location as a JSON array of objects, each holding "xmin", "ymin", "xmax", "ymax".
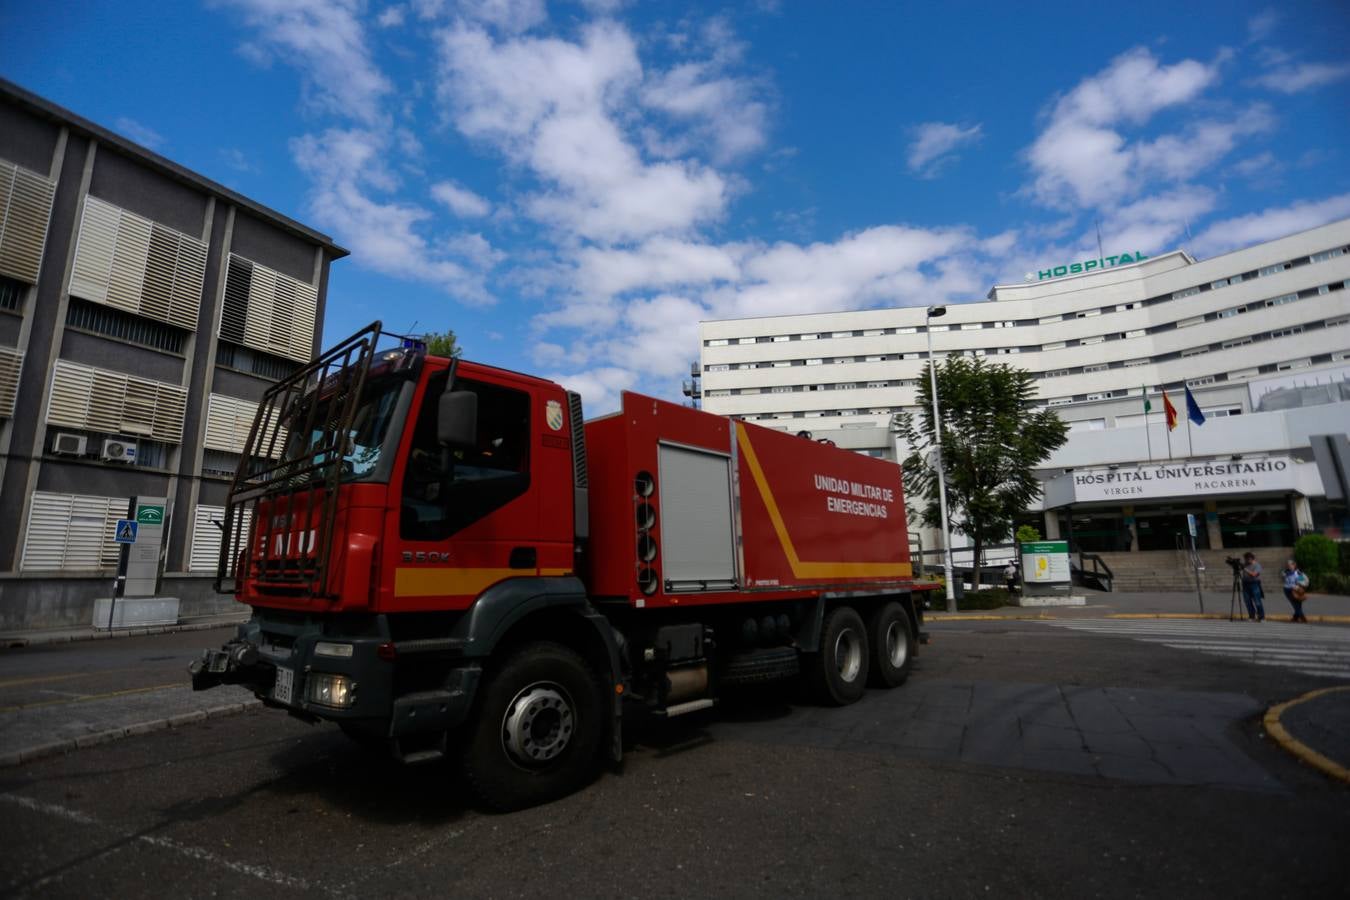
[
  {"xmin": 1143, "ymin": 386, "xmax": 1153, "ymax": 462},
  {"xmin": 1185, "ymin": 412, "xmax": 1194, "ymax": 459},
  {"xmin": 1164, "ymin": 392, "xmax": 1173, "ymax": 461}
]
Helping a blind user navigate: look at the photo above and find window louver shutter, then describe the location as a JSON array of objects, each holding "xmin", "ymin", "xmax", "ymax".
[
  {"xmin": 0, "ymin": 346, "xmax": 22, "ymax": 419},
  {"xmin": 190, "ymin": 504, "xmax": 251, "ymax": 572},
  {"xmin": 47, "ymin": 359, "xmax": 188, "ymax": 443},
  {"xmin": 68, "ymin": 197, "xmax": 204, "ymax": 331},
  {"xmin": 204, "ymin": 393, "xmax": 285, "ymax": 456},
  {"xmin": 21, "ymin": 492, "xmax": 127, "ymax": 570},
  {"xmin": 0, "ymin": 160, "xmax": 57, "ymax": 284},
  {"xmin": 221, "ymin": 253, "xmax": 317, "ymax": 362}
]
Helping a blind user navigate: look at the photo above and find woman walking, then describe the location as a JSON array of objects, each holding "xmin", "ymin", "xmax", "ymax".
[{"xmin": 1281, "ymin": 559, "xmax": 1310, "ymax": 623}]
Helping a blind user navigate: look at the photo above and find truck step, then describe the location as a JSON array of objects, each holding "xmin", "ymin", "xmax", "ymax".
[
  {"xmin": 655, "ymin": 698, "xmax": 716, "ymax": 718},
  {"xmin": 396, "ymin": 747, "xmax": 446, "ymax": 765}
]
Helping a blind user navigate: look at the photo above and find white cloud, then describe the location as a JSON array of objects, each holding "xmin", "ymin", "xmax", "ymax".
[
  {"xmin": 602, "ymin": 293, "xmax": 709, "ymax": 379},
  {"xmin": 729, "ymin": 225, "xmax": 977, "ymax": 318},
  {"xmin": 1231, "ymin": 151, "xmax": 1281, "ymax": 180},
  {"xmin": 540, "ymin": 366, "xmax": 637, "ymax": 415},
  {"xmin": 1247, "ymin": 9, "xmax": 1278, "ymax": 41},
  {"xmin": 218, "ymin": 0, "xmax": 392, "ymax": 124},
  {"xmin": 1250, "ymin": 61, "xmax": 1350, "ymax": 94},
  {"xmin": 115, "ymin": 117, "xmax": 164, "ymax": 150},
  {"xmin": 431, "ymin": 180, "xmax": 492, "ymax": 217},
  {"xmin": 456, "ymin": 0, "xmax": 548, "ymax": 33},
  {"xmin": 535, "ymin": 223, "xmax": 989, "ymax": 412},
  {"xmin": 436, "ymin": 21, "xmax": 731, "ymax": 242},
  {"xmin": 1026, "ymin": 48, "xmax": 1222, "ymax": 209},
  {"xmin": 220, "ymin": 147, "xmax": 259, "ymax": 172},
  {"xmin": 573, "ymin": 238, "xmax": 743, "ymax": 298},
  {"xmin": 906, "ymin": 122, "xmax": 982, "ymax": 178},
  {"xmin": 1100, "ymin": 187, "xmax": 1217, "ymax": 256},
  {"xmin": 1190, "ymin": 193, "xmax": 1350, "ymax": 257},
  {"xmin": 1131, "ymin": 105, "xmax": 1274, "ymax": 182},
  {"xmin": 641, "ymin": 18, "xmax": 770, "ymax": 164},
  {"xmin": 291, "ymin": 128, "xmax": 499, "ymax": 303}
]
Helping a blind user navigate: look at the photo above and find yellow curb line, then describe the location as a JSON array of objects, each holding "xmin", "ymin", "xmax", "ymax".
[
  {"xmin": 1108, "ymin": 613, "xmax": 1229, "ymax": 619},
  {"xmin": 926, "ymin": 614, "xmax": 1051, "ymax": 621},
  {"xmin": 1263, "ymin": 686, "xmax": 1350, "ymax": 786},
  {"xmin": 927, "ymin": 611, "xmax": 1350, "ymax": 623}
]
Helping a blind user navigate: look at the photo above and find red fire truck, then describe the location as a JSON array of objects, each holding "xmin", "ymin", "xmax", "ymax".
[{"xmin": 192, "ymin": 323, "xmax": 936, "ymax": 809}]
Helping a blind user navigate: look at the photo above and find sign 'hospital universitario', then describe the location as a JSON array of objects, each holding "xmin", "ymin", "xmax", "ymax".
[{"xmin": 1069, "ymin": 457, "xmax": 1298, "ymax": 503}]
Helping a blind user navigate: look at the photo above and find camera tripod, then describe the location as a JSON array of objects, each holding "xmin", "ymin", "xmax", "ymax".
[{"xmin": 1228, "ymin": 566, "xmax": 1243, "ymax": 622}]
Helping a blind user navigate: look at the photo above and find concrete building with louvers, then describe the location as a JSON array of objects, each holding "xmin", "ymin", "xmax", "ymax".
[
  {"xmin": 0, "ymin": 80, "xmax": 347, "ymax": 631},
  {"xmin": 695, "ymin": 218, "xmax": 1350, "ymax": 566}
]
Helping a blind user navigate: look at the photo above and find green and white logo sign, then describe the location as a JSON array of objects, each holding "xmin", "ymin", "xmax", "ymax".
[
  {"xmin": 1031, "ymin": 252, "xmax": 1149, "ymax": 281},
  {"xmin": 136, "ymin": 505, "xmax": 165, "ymax": 525}
]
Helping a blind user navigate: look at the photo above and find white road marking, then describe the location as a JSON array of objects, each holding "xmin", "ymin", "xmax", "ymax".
[
  {"xmin": 0, "ymin": 792, "xmax": 327, "ymax": 895},
  {"xmin": 1042, "ymin": 619, "xmax": 1350, "ymax": 680}
]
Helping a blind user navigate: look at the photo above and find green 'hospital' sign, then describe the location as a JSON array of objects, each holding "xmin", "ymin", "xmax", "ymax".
[{"xmin": 1036, "ymin": 251, "xmax": 1149, "ymax": 280}]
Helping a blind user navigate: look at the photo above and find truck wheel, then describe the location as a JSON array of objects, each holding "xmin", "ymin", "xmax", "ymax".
[
  {"xmin": 804, "ymin": 606, "xmax": 869, "ymax": 706},
  {"xmin": 461, "ymin": 641, "xmax": 604, "ymax": 811},
  {"xmin": 867, "ymin": 602, "xmax": 913, "ymax": 688}
]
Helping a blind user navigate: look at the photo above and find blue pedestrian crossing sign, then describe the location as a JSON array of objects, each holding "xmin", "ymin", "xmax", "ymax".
[{"xmin": 115, "ymin": 519, "xmax": 138, "ymax": 544}]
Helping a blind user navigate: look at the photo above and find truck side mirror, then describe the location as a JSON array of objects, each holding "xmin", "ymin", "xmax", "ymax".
[{"xmin": 438, "ymin": 390, "xmax": 478, "ymax": 449}]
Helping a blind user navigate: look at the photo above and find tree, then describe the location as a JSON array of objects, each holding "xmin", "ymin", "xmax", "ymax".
[
  {"xmin": 893, "ymin": 357, "xmax": 1068, "ymax": 578},
  {"xmin": 422, "ymin": 329, "xmax": 462, "ymax": 358}
]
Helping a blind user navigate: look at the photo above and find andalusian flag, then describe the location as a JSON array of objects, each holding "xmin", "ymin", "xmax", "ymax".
[
  {"xmin": 1142, "ymin": 386, "xmax": 1152, "ymax": 414},
  {"xmin": 1161, "ymin": 388, "xmax": 1179, "ymax": 431}
]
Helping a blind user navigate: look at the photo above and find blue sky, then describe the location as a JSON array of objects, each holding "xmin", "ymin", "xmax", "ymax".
[{"xmin": 4, "ymin": 0, "xmax": 1349, "ymax": 411}]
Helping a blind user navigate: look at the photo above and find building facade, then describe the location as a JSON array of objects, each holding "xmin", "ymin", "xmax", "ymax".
[
  {"xmin": 0, "ymin": 80, "xmax": 347, "ymax": 630},
  {"xmin": 697, "ymin": 218, "xmax": 1350, "ymax": 557}
]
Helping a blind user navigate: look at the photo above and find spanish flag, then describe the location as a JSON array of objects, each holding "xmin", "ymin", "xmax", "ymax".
[{"xmin": 1161, "ymin": 388, "xmax": 1178, "ymax": 431}]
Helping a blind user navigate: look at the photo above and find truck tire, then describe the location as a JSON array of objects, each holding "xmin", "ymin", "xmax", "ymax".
[
  {"xmin": 461, "ymin": 641, "xmax": 604, "ymax": 811},
  {"xmin": 866, "ymin": 602, "xmax": 913, "ymax": 688},
  {"xmin": 803, "ymin": 605, "xmax": 869, "ymax": 706},
  {"xmin": 720, "ymin": 646, "xmax": 800, "ymax": 687}
]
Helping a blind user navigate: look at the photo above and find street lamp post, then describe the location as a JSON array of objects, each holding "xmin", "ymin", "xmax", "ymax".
[{"xmin": 925, "ymin": 305, "xmax": 957, "ymax": 614}]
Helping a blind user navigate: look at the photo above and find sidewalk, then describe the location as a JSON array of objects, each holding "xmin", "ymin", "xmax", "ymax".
[
  {"xmin": 1, "ymin": 612, "xmax": 249, "ymax": 649},
  {"xmin": 925, "ymin": 589, "xmax": 1350, "ymax": 624}
]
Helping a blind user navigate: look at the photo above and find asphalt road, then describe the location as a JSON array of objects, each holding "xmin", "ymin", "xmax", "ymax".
[{"xmin": 1, "ymin": 620, "xmax": 1348, "ymax": 899}]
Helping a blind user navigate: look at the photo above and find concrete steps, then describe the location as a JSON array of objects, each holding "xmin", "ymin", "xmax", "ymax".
[{"xmin": 1088, "ymin": 548, "xmax": 1293, "ymax": 594}]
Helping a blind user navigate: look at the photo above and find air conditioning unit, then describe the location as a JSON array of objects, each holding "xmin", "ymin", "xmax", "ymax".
[
  {"xmin": 101, "ymin": 438, "xmax": 138, "ymax": 463},
  {"xmin": 52, "ymin": 433, "xmax": 88, "ymax": 456}
]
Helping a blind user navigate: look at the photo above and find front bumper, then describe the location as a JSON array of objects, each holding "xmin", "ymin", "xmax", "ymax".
[{"xmin": 189, "ymin": 614, "xmax": 480, "ymax": 739}]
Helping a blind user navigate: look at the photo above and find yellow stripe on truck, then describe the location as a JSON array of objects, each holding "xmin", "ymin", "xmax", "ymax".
[
  {"xmin": 736, "ymin": 422, "xmax": 913, "ymax": 580},
  {"xmin": 394, "ymin": 567, "xmax": 574, "ymax": 597}
]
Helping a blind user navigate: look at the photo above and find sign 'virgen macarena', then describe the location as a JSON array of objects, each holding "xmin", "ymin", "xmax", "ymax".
[{"xmin": 1035, "ymin": 251, "xmax": 1149, "ymax": 280}]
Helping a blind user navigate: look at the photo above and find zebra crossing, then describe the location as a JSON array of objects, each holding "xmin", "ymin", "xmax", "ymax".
[{"xmin": 1041, "ymin": 618, "xmax": 1350, "ymax": 680}]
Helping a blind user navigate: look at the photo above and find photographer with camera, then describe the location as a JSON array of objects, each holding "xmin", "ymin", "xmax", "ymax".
[{"xmin": 1240, "ymin": 551, "xmax": 1266, "ymax": 622}]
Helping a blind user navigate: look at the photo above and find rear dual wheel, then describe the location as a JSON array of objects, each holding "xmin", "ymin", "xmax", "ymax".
[
  {"xmin": 867, "ymin": 601, "xmax": 914, "ymax": 688},
  {"xmin": 803, "ymin": 606, "xmax": 869, "ymax": 706}
]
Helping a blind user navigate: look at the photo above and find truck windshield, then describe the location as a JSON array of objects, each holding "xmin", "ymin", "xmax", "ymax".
[{"xmin": 276, "ymin": 373, "xmax": 406, "ymax": 484}]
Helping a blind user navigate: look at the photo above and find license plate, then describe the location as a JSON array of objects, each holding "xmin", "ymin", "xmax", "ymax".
[{"xmin": 272, "ymin": 666, "xmax": 294, "ymax": 704}]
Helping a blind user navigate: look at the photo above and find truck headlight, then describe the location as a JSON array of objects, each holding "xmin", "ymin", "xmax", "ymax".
[{"xmin": 307, "ymin": 672, "xmax": 356, "ymax": 708}]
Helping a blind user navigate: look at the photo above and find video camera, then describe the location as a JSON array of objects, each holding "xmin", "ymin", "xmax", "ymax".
[{"xmin": 1223, "ymin": 556, "xmax": 1243, "ymax": 572}]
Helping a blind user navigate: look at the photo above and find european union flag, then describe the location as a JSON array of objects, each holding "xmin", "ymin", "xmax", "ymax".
[{"xmin": 1184, "ymin": 386, "xmax": 1206, "ymax": 426}]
